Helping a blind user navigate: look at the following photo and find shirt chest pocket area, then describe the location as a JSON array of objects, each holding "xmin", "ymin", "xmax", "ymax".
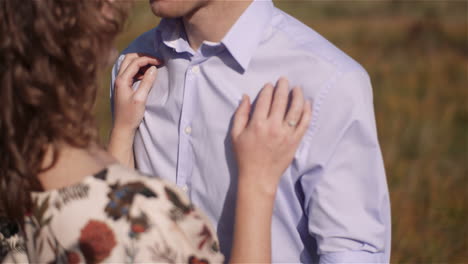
[{"xmin": 132, "ymin": 65, "xmax": 170, "ymax": 110}]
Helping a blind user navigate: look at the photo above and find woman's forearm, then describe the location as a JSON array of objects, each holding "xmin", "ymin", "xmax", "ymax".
[
  {"xmin": 107, "ymin": 127, "xmax": 136, "ymax": 169},
  {"xmin": 230, "ymin": 174, "xmax": 277, "ymax": 263},
  {"xmin": 108, "ymin": 55, "xmax": 161, "ymax": 168},
  {"xmin": 227, "ymin": 80, "xmax": 311, "ymax": 263}
]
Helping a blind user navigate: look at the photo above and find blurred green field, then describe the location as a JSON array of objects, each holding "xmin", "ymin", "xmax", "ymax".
[{"xmin": 95, "ymin": 1, "xmax": 468, "ymax": 262}]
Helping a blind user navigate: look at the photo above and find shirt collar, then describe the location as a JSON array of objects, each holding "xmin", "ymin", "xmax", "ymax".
[
  {"xmin": 155, "ymin": 0, "xmax": 274, "ymax": 71},
  {"xmin": 221, "ymin": 0, "xmax": 274, "ymax": 70},
  {"xmin": 156, "ymin": 18, "xmax": 194, "ymax": 55}
]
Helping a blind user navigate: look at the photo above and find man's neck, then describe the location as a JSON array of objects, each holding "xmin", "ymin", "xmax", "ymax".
[{"xmin": 182, "ymin": 0, "xmax": 253, "ymax": 51}]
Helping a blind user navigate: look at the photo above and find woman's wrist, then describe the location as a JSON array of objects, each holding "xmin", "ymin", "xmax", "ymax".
[
  {"xmin": 110, "ymin": 124, "xmax": 136, "ymax": 141},
  {"xmin": 232, "ymin": 173, "xmax": 275, "ymax": 263},
  {"xmin": 108, "ymin": 125, "xmax": 137, "ymax": 168},
  {"xmin": 237, "ymin": 171, "xmax": 280, "ymax": 200}
]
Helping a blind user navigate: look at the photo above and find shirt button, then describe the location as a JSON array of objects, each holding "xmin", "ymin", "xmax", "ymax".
[
  {"xmin": 184, "ymin": 126, "xmax": 192, "ymax": 135},
  {"xmin": 181, "ymin": 185, "xmax": 188, "ymax": 192},
  {"xmin": 191, "ymin": 65, "xmax": 200, "ymax": 74}
]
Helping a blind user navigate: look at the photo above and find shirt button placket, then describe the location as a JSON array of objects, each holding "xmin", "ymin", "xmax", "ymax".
[
  {"xmin": 176, "ymin": 64, "xmax": 198, "ymax": 193},
  {"xmin": 191, "ymin": 65, "xmax": 200, "ymax": 74}
]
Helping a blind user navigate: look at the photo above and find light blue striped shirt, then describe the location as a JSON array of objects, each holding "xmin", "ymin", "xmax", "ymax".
[{"xmin": 111, "ymin": 1, "xmax": 391, "ymax": 262}]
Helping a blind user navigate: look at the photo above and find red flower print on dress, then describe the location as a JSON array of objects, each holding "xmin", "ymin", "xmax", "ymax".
[
  {"xmin": 79, "ymin": 220, "xmax": 117, "ymax": 263},
  {"xmin": 131, "ymin": 223, "xmax": 146, "ymax": 234},
  {"xmin": 128, "ymin": 213, "xmax": 150, "ymax": 240},
  {"xmin": 188, "ymin": 255, "xmax": 210, "ymax": 264},
  {"xmin": 66, "ymin": 251, "xmax": 81, "ymax": 264}
]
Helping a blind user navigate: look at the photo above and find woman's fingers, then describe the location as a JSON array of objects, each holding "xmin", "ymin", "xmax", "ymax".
[
  {"xmin": 252, "ymin": 83, "xmax": 274, "ymax": 121},
  {"xmin": 115, "ymin": 56, "xmax": 160, "ymax": 90},
  {"xmin": 231, "ymin": 95, "xmax": 251, "ymax": 139},
  {"xmin": 117, "ymin": 53, "xmax": 139, "ymax": 76},
  {"xmin": 133, "ymin": 66, "xmax": 158, "ymax": 103},
  {"xmin": 294, "ymin": 100, "xmax": 312, "ymax": 139},
  {"xmin": 269, "ymin": 77, "xmax": 290, "ymax": 123},
  {"xmin": 117, "ymin": 53, "xmax": 162, "ymax": 77},
  {"xmin": 284, "ymin": 86, "xmax": 304, "ymax": 128},
  {"xmin": 233, "ymin": 78, "xmax": 311, "ymax": 145}
]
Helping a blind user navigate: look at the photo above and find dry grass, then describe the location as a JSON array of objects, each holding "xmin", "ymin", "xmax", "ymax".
[{"xmin": 95, "ymin": 1, "xmax": 468, "ymax": 262}]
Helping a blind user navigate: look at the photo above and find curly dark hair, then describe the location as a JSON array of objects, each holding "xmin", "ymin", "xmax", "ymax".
[{"xmin": 0, "ymin": 0, "xmax": 128, "ymax": 222}]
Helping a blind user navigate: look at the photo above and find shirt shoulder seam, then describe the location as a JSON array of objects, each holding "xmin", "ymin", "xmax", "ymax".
[{"xmin": 270, "ymin": 13, "xmax": 340, "ymax": 68}]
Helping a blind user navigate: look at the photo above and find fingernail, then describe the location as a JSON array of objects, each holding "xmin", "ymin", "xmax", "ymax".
[
  {"xmin": 239, "ymin": 94, "xmax": 247, "ymax": 104},
  {"xmin": 149, "ymin": 66, "xmax": 156, "ymax": 75},
  {"xmin": 239, "ymin": 95, "xmax": 246, "ymax": 104}
]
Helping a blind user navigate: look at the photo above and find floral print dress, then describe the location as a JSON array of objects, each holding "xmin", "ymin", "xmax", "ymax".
[{"xmin": 3, "ymin": 164, "xmax": 224, "ymax": 263}]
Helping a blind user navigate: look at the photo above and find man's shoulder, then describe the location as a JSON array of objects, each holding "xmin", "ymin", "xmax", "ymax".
[
  {"xmin": 121, "ymin": 27, "xmax": 160, "ymax": 57},
  {"xmin": 110, "ymin": 27, "xmax": 160, "ymax": 87},
  {"xmin": 271, "ymin": 8, "xmax": 364, "ymax": 74}
]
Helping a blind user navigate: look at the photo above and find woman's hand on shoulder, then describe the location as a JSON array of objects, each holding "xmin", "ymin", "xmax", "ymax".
[
  {"xmin": 231, "ymin": 77, "xmax": 312, "ymax": 196},
  {"xmin": 112, "ymin": 53, "xmax": 162, "ymax": 134}
]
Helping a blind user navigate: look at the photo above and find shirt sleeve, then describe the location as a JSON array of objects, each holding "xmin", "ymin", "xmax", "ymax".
[
  {"xmin": 109, "ymin": 54, "xmax": 126, "ymax": 119},
  {"xmin": 298, "ymin": 68, "xmax": 391, "ymax": 263},
  {"xmin": 319, "ymin": 251, "xmax": 386, "ymax": 263}
]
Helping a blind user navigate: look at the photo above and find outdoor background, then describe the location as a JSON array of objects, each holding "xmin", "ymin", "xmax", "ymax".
[{"xmin": 95, "ymin": 1, "xmax": 468, "ymax": 262}]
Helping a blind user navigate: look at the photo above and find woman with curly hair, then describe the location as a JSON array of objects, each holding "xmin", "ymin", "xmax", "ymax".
[{"xmin": 0, "ymin": 0, "xmax": 311, "ymax": 263}]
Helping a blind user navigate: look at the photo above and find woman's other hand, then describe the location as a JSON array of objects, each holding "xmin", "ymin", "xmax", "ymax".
[
  {"xmin": 230, "ymin": 77, "xmax": 312, "ymax": 263},
  {"xmin": 112, "ymin": 53, "xmax": 162, "ymax": 134},
  {"xmin": 231, "ymin": 77, "xmax": 312, "ymax": 196},
  {"xmin": 108, "ymin": 53, "xmax": 162, "ymax": 168}
]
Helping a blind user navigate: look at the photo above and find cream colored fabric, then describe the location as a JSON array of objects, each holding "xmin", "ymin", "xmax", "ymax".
[{"xmin": 4, "ymin": 164, "xmax": 223, "ymax": 263}]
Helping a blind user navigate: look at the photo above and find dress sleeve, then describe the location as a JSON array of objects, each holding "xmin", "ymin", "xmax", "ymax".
[
  {"xmin": 121, "ymin": 176, "xmax": 225, "ymax": 263},
  {"xmin": 0, "ymin": 221, "xmax": 28, "ymax": 264},
  {"xmin": 1, "ymin": 250, "xmax": 29, "ymax": 264}
]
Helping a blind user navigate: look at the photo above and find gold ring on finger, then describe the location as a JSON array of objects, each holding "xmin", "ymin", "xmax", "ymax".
[{"xmin": 287, "ymin": 120, "xmax": 298, "ymax": 127}]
